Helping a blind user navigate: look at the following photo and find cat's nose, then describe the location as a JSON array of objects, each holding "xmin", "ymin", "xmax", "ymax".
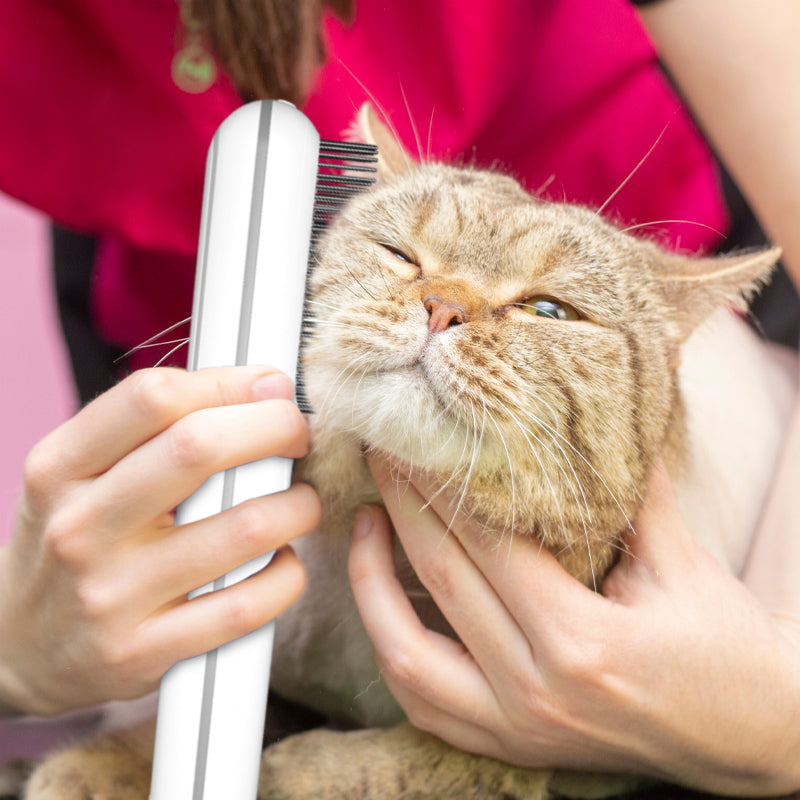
[{"xmin": 424, "ymin": 295, "xmax": 466, "ymax": 332}]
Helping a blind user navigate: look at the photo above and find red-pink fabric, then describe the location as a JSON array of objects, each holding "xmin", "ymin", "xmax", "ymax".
[{"xmin": 0, "ymin": 0, "xmax": 729, "ymax": 368}]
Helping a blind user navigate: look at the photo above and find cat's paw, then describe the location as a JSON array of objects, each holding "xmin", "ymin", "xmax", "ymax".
[
  {"xmin": 24, "ymin": 736, "xmax": 150, "ymax": 800},
  {"xmin": 259, "ymin": 723, "xmax": 553, "ymax": 800}
]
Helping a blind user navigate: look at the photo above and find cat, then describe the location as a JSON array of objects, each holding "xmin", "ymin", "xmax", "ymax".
[{"xmin": 23, "ymin": 104, "xmax": 797, "ymax": 800}]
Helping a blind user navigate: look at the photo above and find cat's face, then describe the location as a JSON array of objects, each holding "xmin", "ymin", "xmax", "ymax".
[{"xmin": 302, "ymin": 108, "xmax": 776, "ymax": 584}]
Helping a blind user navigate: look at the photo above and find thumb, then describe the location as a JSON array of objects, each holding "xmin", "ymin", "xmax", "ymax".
[{"xmin": 603, "ymin": 459, "xmax": 695, "ymax": 598}]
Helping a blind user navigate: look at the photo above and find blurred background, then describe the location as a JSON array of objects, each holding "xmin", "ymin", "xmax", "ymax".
[{"xmin": 0, "ymin": 192, "xmax": 76, "ymax": 543}]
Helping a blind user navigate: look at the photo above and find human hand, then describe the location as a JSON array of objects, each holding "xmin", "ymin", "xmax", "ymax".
[
  {"xmin": 0, "ymin": 366, "xmax": 319, "ymax": 717},
  {"xmin": 349, "ymin": 457, "xmax": 800, "ymax": 796}
]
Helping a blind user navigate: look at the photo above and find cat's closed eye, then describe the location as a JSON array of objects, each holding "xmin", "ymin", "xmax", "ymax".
[{"xmin": 379, "ymin": 242, "xmax": 420, "ymax": 275}]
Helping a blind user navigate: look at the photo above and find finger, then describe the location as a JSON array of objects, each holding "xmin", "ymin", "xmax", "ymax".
[
  {"xmin": 140, "ymin": 546, "xmax": 307, "ymax": 672},
  {"xmin": 112, "ymin": 483, "xmax": 322, "ymax": 614},
  {"xmin": 348, "ymin": 503, "xmax": 502, "ymax": 725},
  {"xmin": 31, "ymin": 366, "xmax": 293, "ymax": 484},
  {"xmin": 365, "ymin": 461, "xmax": 539, "ymax": 685},
  {"xmin": 602, "ymin": 460, "xmax": 700, "ymax": 601},
  {"xmin": 80, "ymin": 397, "xmax": 310, "ymax": 533},
  {"xmin": 629, "ymin": 459, "xmax": 695, "ymax": 558},
  {"xmin": 380, "ymin": 672, "xmax": 511, "ymax": 764},
  {"xmin": 399, "ymin": 464, "xmax": 601, "ymax": 645}
]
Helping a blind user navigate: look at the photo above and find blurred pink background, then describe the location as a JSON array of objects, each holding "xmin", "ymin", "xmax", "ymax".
[{"xmin": 0, "ymin": 192, "xmax": 77, "ymax": 543}]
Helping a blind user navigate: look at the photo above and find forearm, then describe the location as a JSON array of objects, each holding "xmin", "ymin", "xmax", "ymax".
[
  {"xmin": 741, "ymin": 397, "xmax": 800, "ymax": 621},
  {"xmin": 638, "ymin": 0, "xmax": 800, "ymax": 283},
  {"xmin": 639, "ymin": 0, "xmax": 800, "ymax": 619}
]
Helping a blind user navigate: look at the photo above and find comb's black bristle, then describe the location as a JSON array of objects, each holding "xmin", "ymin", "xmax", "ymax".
[{"xmin": 295, "ymin": 140, "xmax": 379, "ymax": 414}]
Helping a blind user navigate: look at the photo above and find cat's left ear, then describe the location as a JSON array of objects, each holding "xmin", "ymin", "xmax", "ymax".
[
  {"xmin": 653, "ymin": 245, "xmax": 781, "ymax": 341},
  {"xmin": 354, "ymin": 103, "xmax": 414, "ymax": 179}
]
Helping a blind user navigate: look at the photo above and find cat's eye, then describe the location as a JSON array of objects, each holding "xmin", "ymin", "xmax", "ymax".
[
  {"xmin": 518, "ymin": 296, "xmax": 580, "ymax": 321},
  {"xmin": 380, "ymin": 243, "xmax": 418, "ymax": 266}
]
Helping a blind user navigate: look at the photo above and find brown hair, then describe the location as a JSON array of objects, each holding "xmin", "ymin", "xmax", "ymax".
[{"xmin": 181, "ymin": 0, "xmax": 355, "ymax": 103}]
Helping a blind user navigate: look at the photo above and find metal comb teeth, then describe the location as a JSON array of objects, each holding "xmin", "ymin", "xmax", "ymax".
[{"xmin": 295, "ymin": 140, "xmax": 379, "ymax": 414}]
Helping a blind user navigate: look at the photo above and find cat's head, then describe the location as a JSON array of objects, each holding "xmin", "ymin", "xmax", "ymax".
[{"xmin": 303, "ymin": 104, "xmax": 779, "ymax": 584}]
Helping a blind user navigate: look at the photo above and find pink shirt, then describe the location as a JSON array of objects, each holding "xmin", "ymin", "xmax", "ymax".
[
  {"xmin": 0, "ymin": 0, "xmax": 728, "ymax": 367},
  {"xmin": 0, "ymin": 0, "xmax": 728, "ymax": 759}
]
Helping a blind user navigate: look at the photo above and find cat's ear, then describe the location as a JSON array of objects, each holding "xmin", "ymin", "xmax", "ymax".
[
  {"xmin": 355, "ymin": 103, "xmax": 414, "ymax": 178},
  {"xmin": 653, "ymin": 245, "xmax": 781, "ymax": 340}
]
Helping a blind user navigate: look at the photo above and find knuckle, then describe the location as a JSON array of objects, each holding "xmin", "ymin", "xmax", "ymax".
[
  {"xmin": 127, "ymin": 368, "xmax": 185, "ymax": 426},
  {"xmin": 74, "ymin": 578, "xmax": 115, "ymax": 624},
  {"xmin": 548, "ymin": 636, "xmax": 606, "ymax": 686},
  {"xmin": 416, "ymin": 560, "xmax": 456, "ymax": 603},
  {"xmin": 378, "ymin": 645, "xmax": 421, "ymax": 689},
  {"xmin": 220, "ymin": 593, "xmax": 259, "ymax": 638},
  {"xmin": 94, "ymin": 632, "xmax": 134, "ymax": 671},
  {"xmin": 23, "ymin": 440, "xmax": 60, "ymax": 501},
  {"xmin": 227, "ymin": 502, "xmax": 267, "ymax": 552},
  {"xmin": 166, "ymin": 416, "xmax": 215, "ymax": 470},
  {"xmin": 42, "ymin": 509, "xmax": 87, "ymax": 568},
  {"xmin": 515, "ymin": 676, "xmax": 559, "ymax": 725}
]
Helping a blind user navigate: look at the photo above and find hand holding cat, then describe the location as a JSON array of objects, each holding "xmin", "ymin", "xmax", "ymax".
[
  {"xmin": 0, "ymin": 366, "xmax": 318, "ymax": 717},
  {"xmin": 351, "ymin": 456, "xmax": 800, "ymax": 796}
]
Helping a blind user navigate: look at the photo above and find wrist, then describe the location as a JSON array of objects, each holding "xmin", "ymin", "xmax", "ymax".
[
  {"xmin": 673, "ymin": 627, "xmax": 800, "ymax": 797},
  {"xmin": 0, "ymin": 548, "xmax": 51, "ymax": 717}
]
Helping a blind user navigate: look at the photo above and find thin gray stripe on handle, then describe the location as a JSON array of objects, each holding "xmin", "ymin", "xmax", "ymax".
[{"xmin": 192, "ymin": 100, "xmax": 273, "ymax": 800}]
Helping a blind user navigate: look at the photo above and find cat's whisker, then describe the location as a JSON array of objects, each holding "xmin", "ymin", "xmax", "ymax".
[
  {"xmin": 129, "ymin": 337, "xmax": 191, "ymax": 350},
  {"xmin": 115, "ymin": 316, "xmax": 192, "ymax": 363},
  {"xmin": 513, "ymin": 405, "xmax": 597, "ymax": 534},
  {"xmin": 399, "ymin": 82, "xmax": 424, "ymax": 163},
  {"xmin": 484, "ymin": 405, "xmax": 519, "ymax": 565},
  {"xmin": 303, "ymin": 318, "xmax": 375, "ymax": 335},
  {"xmin": 596, "ymin": 121, "xmax": 670, "ymax": 218},
  {"xmin": 426, "ymin": 108, "xmax": 435, "ymax": 162},
  {"xmin": 516, "ymin": 405, "xmax": 636, "ymax": 538},
  {"xmin": 151, "ymin": 339, "xmax": 191, "ymax": 369},
  {"xmin": 621, "ymin": 219, "xmax": 724, "ymax": 238},
  {"xmin": 349, "ymin": 364, "xmax": 373, "ymax": 429},
  {"xmin": 342, "ymin": 263, "xmax": 381, "ymax": 301},
  {"xmin": 418, "ymin": 410, "xmax": 474, "ymax": 513},
  {"xmin": 440, "ymin": 405, "xmax": 483, "ymax": 543},
  {"xmin": 315, "ymin": 351, "xmax": 374, "ymax": 421},
  {"xmin": 337, "ymin": 58, "xmax": 414, "ymax": 173},
  {"xmin": 500, "ymin": 397, "xmax": 592, "ymax": 526},
  {"xmin": 494, "ymin": 399, "xmax": 576, "ymax": 554}
]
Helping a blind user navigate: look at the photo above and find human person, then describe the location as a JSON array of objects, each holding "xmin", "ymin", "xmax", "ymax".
[
  {"xmin": 0, "ymin": 0, "xmax": 798, "ymax": 796},
  {"xmin": 348, "ymin": 1, "xmax": 800, "ymax": 796}
]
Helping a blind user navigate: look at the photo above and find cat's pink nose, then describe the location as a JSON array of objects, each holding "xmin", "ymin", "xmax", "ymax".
[{"xmin": 424, "ymin": 295, "xmax": 466, "ymax": 332}]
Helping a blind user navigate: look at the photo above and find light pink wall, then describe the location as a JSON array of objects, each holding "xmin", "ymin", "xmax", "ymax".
[{"xmin": 0, "ymin": 192, "xmax": 77, "ymax": 542}]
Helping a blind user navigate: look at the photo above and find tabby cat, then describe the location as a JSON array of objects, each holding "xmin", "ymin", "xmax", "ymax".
[{"xmin": 24, "ymin": 105, "xmax": 796, "ymax": 800}]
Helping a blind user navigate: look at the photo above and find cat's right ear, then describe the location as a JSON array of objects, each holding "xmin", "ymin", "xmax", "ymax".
[
  {"xmin": 355, "ymin": 103, "xmax": 414, "ymax": 179},
  {"xmin": 653, "ymin": 245, "xmax": 782, "ymax": 342}
]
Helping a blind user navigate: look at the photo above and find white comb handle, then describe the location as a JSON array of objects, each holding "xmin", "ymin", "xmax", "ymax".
[{"xmin": 149, "ymin": 100, "xmax": 320, "ymax": 800}]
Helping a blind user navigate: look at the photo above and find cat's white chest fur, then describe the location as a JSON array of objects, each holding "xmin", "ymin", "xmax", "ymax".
[{"xmin": 272, "ymin": 310, "xmax": 796, "ymax": 728}]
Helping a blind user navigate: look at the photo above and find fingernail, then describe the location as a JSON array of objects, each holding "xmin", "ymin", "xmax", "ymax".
[
  {"xmin": 352, "ymin": 506, "xmax": 375, "ymax": 540},
  {"xmin": 252, "ymin": 372, "xmax": 294, "ymax": 401}
]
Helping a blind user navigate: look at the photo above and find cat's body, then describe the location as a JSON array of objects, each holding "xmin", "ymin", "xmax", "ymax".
[
  {"xmin": 23, "ymin": 108, "xmax": 797, "ymax": 800},
  {"xmin": 271, "ymin": 308, "xmax": 795, "ymax": 735}
]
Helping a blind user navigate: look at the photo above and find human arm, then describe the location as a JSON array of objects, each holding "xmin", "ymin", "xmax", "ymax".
[
  {"xmin": 350, "ymin": 459, "xmax": 800, "ymax": 795},
  {"xmin": 0, "ymin": 366, "xmax": 319, "ymax": 717},
  {"xmin": 635, "ymin": 0, "xmax": 800, "ymax": 619}
]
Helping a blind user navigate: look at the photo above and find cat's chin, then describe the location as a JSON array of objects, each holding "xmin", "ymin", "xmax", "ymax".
[{"xmin": 309, "ymin": 364, "xmax": 476, "ymax": 473}]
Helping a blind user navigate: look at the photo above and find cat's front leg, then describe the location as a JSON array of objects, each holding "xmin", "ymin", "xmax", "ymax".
[
  {"xmin": 24, "ymin": 725, "xmax": 154, "ymax": 800},
  {"xmin": 259, "ymin": 722, "xmax": 553, "ymax": 800}
]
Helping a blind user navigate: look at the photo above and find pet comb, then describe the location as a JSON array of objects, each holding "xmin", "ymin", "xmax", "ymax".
[{"xmin": 148, "ymin": 100, "xmax": 377, "ymax": 800}]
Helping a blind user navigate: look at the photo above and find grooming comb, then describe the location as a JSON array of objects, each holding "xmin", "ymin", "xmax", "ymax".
[{"xmin": 148, "ymin": 100, "xmax": 377, "ymax": 800}]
